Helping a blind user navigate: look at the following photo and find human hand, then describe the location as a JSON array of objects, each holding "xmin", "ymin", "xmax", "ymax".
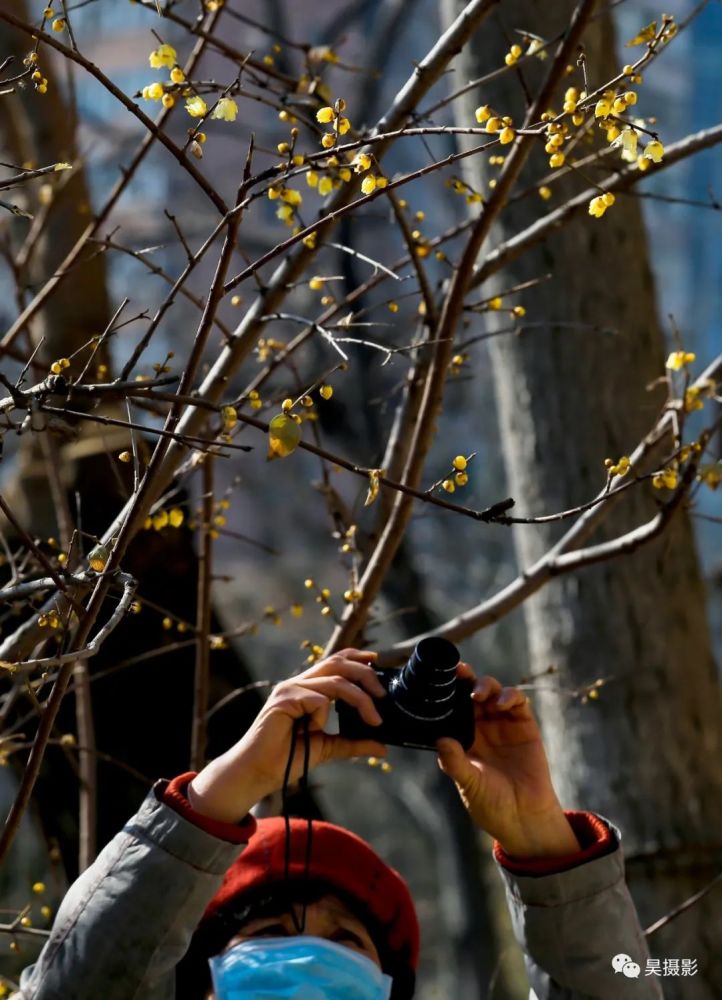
[
  {"xmin": 188, "ymin": 649, "xmax": 387, "ymax": 824},
  {"xmin": 436, "ymin": 666, "xmax": 581, "ymax": 859}
]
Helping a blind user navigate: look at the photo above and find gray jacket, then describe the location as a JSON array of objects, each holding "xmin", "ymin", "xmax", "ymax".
[{"xmin": 18, "ymin": 787, "xmax": 662, "ymax": 1000}]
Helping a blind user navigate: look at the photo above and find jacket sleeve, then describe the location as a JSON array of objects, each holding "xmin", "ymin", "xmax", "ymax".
[
  {"xmin": 494, "ymin": 812, "xmax": 663, "ymax": 1000},
  {"xmin": 19, "ymin": 781, "xmax": 253, "ymax": 1000}
]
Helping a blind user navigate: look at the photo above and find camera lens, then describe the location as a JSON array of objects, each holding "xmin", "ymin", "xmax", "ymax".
[{"xmin": 389, "ymin": 637, "xmax": 460, "ymax": 722}]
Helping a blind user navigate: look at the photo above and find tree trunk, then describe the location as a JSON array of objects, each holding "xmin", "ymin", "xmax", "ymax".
[{"xmin": 440, "ymin": 2, "xmax": 722, "ymax": 993}]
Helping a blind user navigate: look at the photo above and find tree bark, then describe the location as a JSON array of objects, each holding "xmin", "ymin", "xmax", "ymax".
[{"xmin": 440, "ymin": 2, "xmax": 722, "ymax": 993}]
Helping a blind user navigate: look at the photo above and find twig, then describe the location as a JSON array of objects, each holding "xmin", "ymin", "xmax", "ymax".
[
  {"xmin": 2, "ymin": 573, "xmax": 137, "ymax": 672},
  {"xmin": 190, "ymin": 455, "xmax": 214, "ymax": 770},
  {"xmin": 644, "ymin": 872, "xmax": 722, "ymax": 936}
]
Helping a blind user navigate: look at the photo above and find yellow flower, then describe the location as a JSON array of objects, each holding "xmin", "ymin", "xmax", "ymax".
[
  {"xmin": 212, "ymin": 97, "xmax": 238, "ymax": 121},
  {"xmin": 588, "ymin": 195, "xmax": 607, "ymax": 218},
  {"xmin": 549, "ymin": 151, "xmax": 565, "ymax": 168},
  {"xmin": 280, "ymin": 187, "xmax": 302, "ymax": 205},
  {"xmin": 361, "ymin": 175, "xmax": 377, "ymax": 195},
  {"xmin": 168, "ymin": 508, "xmax": 184, "ymax": 528},
  {"xmin": 276, "ymin": 204, "xmax": 294, "ymax": 223},
  {"xmin": 337, "ymin": 116, "xmax": 351, "ymax": 134},
  {"xmin": 153, "ymin": 510, "xmax": 169, "ymax": 531},
  {"xmin": 499, "ymin": 126, "xmax": 515, "ymax": 145},
  {"xmin": 319, "ymin": 385, "xmax": 333, "ymax": 400},
  {"xmin": 538, "ymin": 185, "xmax": 552, "ymax": 200},
  {"xmin": 185, "ymin": 95, "xmax": 207, "ymax": 118},
  {"xmin": 684, "ymin": 387, "xmax": 704, "ymax": 412},
  {"xmin": 221, "ymin": 404, "xmax": 238, "ymax": 428},
  {"xmin": 607, "ymin": 455, "xmax": 630, "ymax": 477},
  {"xmin": 352, "ymin": 152, "xmax": 372, "ymax": 173},
  {"xmin": 594, "ymin": 99, "xmax": 611, "ymax": 118},
  {"xmin": 170, "ymin": 67, "xmax": 185, "ymax": 84},
  {"xmin": 644, "ymin": 139, "xmax": 664, "ymax": 163},
  {"xmin": 143, "ymin": 82, "xmax": 164, "ymax": 101},
  {"xmin": 652, "ymin": 467, "xmax": 679, "ymax": 490},
  {"xmin": 698, "ymin": 463, "xmax": 722, "ymax": 489},
  {"xmin": 318, "ymin": 176, "xmax": 333, "ymax": 196},
  {"xmin": 149, "ymin": 44, "xmax": 177, "ymax": 69},
  {"xmin": 321, "ymin": 133, "xmax": 336, "ymax": 149},
  {"xmin": 475, "ymin": 105, "xmax": 491, "ymax": 123},
  {"xmin": 526, "ymin": 37, "xmax": 546, "ymax": 59},
  {"xmin": 306, "ymin": 170, "xmax": 319, "ymax": 188},
  {"xmin": 619, "ymin": 127, "xmax": 638, "ymax": 161},
  {"xmin": 452, "ymin": 455, "xmax": 467, "ymax": 471},
  {"xmin": 665, "ymin": 350, "xmax": 696, "ymax": 371},
  {"xmin": 316, "ymin": 106, "xmax": 335, "ymax": 124},
  {"xmin": 485, "ymin": 117, "xmax": 501, "ymax": 133}
]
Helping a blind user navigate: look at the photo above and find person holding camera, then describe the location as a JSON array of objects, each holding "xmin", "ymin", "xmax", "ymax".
[{"xmin": 18, "ymin": 648, "xmax": 660, "ymax": 999}]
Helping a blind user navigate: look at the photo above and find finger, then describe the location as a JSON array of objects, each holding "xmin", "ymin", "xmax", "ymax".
[
  {"xmin": 322, "ymin": 737, "xmax": 387, "ymax": 764},
  {"xmin": 297, "ymin": 675, "xmax": 383, "ymax": 726},
  {"xmin": 310, "ymin": 657, "xmax": 385, "ymax": 698},
  {"xmin": 436, "ymin": 737, "xmax": 474, "ymax": 784},
  {"xmin": 267, "ymin": 685, "xmax": 331, "ymax": 729},
  {"xmin": 493, "ymin": 686, "xmax": 527, "ymax": 710},
  {"xmin": 471, "ymin": 675, "xmax": 503, "ymax": 703},
  {"xmin": 329, "ymin": 648, "xmax": 379, "ymax": 665},
  {"xmin": 456, "ymin": 661, "xmax": 476, "ymax": 681}
]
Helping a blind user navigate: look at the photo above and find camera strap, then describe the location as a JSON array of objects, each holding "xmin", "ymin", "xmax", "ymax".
[{"xmin": 281, "ymin": 714, "xmax": 313, "ymax": 933}]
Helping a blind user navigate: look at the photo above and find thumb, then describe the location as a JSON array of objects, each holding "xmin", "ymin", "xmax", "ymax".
[{"xmin": 436, "ymin": 737, "xmax": 474, "ymax": 785}]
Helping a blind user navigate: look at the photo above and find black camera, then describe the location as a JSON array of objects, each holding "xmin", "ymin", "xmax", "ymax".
[{"xmin": 336, "ymin": 637, "xmax": 475, "ymax": 751}]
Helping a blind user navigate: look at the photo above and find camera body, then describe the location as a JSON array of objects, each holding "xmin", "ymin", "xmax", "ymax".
[{"xmin": 336, "ymin": 637, "xmax": 475, "ymax": 751}]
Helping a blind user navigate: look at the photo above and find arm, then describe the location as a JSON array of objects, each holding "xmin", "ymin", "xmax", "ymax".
[
  {"xmin": 436, "ymin": 670, "xmax": 662, "ymax": 999},
  {"xmin": 19, "ymin": 784, "xmax": 253, "ymax": 1000},
  {"xmin": 495, "ymin": 812, "xmax": 662, "ymax": 999}
]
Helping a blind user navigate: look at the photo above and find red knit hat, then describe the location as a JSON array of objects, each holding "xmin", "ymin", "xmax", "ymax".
[{"xmin": 204, "ymin": 816, "xmax": 420, "ymax": 969}]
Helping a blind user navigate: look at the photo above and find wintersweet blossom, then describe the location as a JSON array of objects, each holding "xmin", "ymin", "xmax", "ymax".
[
  {"xmin": 149, "ymin": 44, "xmax": 177, "ymax": 69},
  {"xmin": 665, "ymin": 351, "xmax": 696, "ymax": 371},
  {"xmin": 185, "ymin": 95, "xmax": 208, "ymax": 118},
  {"xmin": 644, "ymin": 139, "xmax": 664, "ymax": 163},
  {"xmin": 211, "ymin": 97, "xmax": 238, "ymax": 121}
]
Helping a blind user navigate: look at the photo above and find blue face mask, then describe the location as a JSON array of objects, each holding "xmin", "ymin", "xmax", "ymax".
[{"xmin": 209, "ymin": 934, "xmax": 393, "ymax": 1000}]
